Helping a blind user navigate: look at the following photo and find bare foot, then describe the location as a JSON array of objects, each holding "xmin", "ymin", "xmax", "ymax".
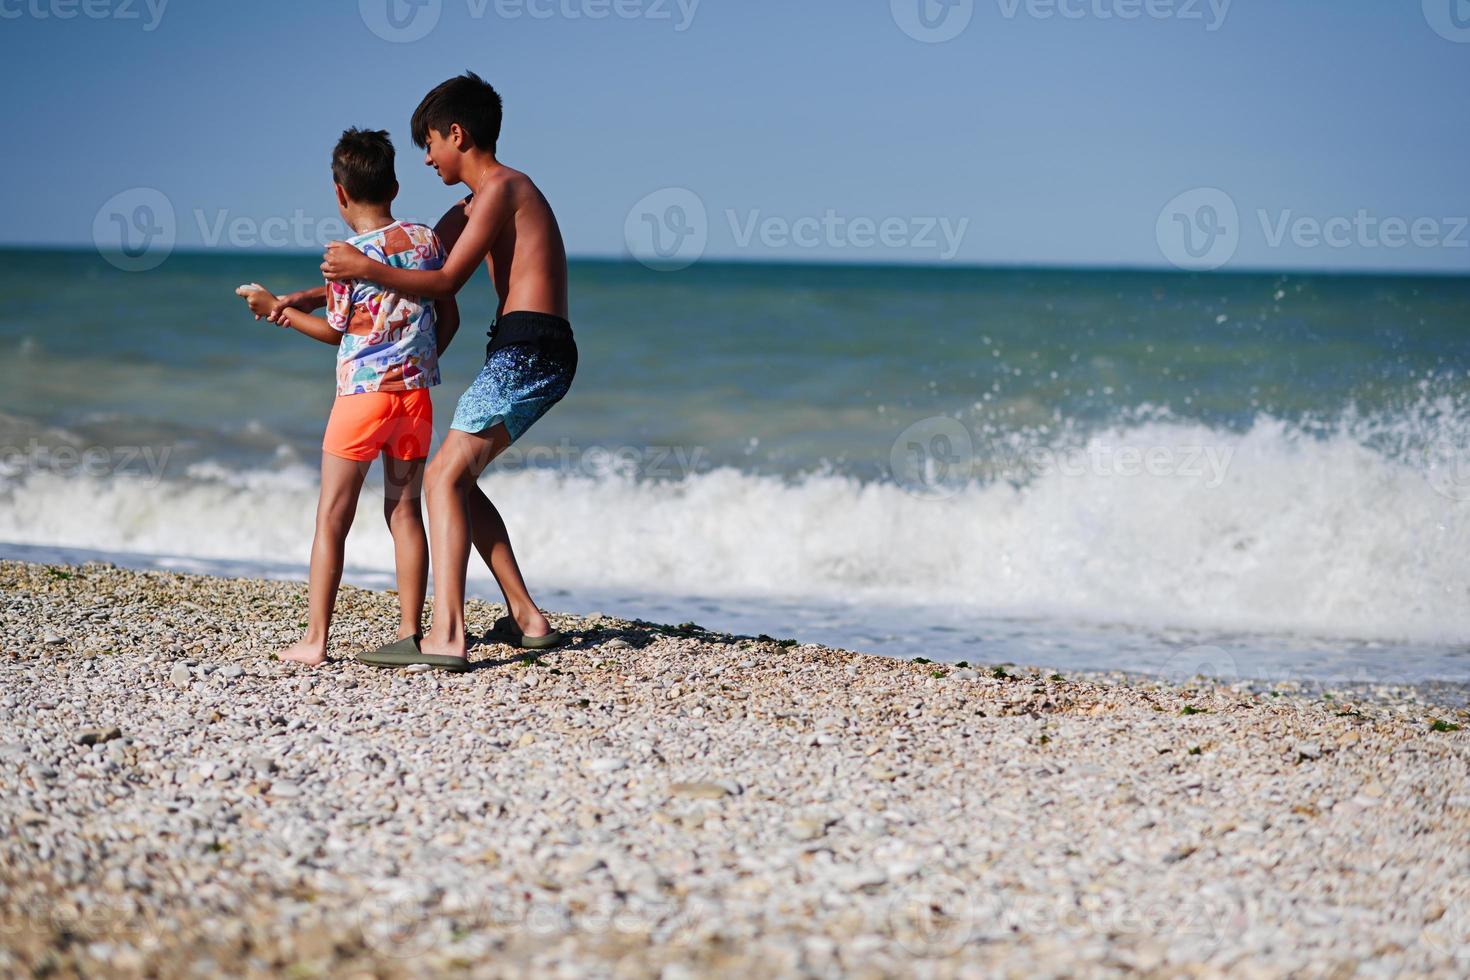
[
  {"xmin": 419, "ymin": 628, "xmax": 468, "ymax": 662},
  {"xmin": 276, "ymin": 638, "xmax": 327, "ymax": 667}
]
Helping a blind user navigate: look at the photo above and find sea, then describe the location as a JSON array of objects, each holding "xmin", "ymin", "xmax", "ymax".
[{"xmin": 3, "ymin": 247, "xmax": 1468, "ymax": 687}]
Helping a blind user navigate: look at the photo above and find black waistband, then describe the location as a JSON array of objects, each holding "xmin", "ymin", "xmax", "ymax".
[{"xmin": 486, "ymin": 311, "xmax": 574, "ymax": 355}]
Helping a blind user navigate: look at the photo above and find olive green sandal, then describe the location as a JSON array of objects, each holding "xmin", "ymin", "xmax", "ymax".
[
  {"xmin": 356, "ymin": 635, "xmax": 472, "ymax": 673},
  {"xmin": 484, "ymin": 615, "xmax": 565, "ymax": 650}
]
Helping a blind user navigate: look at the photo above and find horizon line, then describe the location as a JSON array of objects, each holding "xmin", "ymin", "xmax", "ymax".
[{"xmin": 4, "ymin": 242, "xmax": 1468, "ymax": 281}]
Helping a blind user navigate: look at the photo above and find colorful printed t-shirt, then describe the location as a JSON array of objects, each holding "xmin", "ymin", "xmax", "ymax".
[{"xmin": 326, "ymin": 221, "xmax": 444, "ymax": 395}]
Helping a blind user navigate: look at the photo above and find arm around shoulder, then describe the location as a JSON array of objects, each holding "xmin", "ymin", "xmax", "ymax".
[{"xmin": 321, "ymin": 182, "xmax": 513, "ymax": 300}]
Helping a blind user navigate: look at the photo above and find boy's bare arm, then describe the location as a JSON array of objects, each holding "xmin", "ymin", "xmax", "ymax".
[
  {"xmin": 435, "ymin": 296, "xmax": 460, "ymax": 356},
  {"xmin": 237, "ymin": 286, "xmax": 341, "ymax": 346},
  {"xmin": 433, "ymin": 198, "xmax": 470, "ymax": 254},
  {"xmin": 276, "ymin": 308, "xmax": 343, "ymax": 346},
  {"xmin": 320, "ymin": 181, "xmax": 513, "ymax": 299},
  {"xmin": 267, "ymin": 285, "xmax": 328, "ymax": 325}
]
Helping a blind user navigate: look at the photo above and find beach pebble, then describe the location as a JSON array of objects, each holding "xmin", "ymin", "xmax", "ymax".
[
  {"xmin": 584, "ymin": 757, "xmax": 627, "ymax": 774},
  {"xmin": 2, "ymin": 559, "xmax": 1468, "ymax": 978},
  {"xmin": 788, "ymin": 818, "xmax": 828, "ymax": 841},
  {"xmin": 669, "ymin": 781, "xmax": 731, "ymax": 800},
  {"xmin": 885, "ymin": 861, "xmax": 920, "ymax": 881},
  {"xmin": 43, "ymin": 631, "xmax": 66, "ymax": 645},
  {"xmin": 168, "ymin": 663, "xmax": 191, "ymax": 690},
  {"xmin": 74, "ymin": 727, "xmax": 121, "ymax": 746},
  {"xmin": 559, "ymin": 851, "xmax": 608, "ymax": 878},
  {"xmin": 838, "ymin": 868, "xmax": 888, "ymax": 892}
]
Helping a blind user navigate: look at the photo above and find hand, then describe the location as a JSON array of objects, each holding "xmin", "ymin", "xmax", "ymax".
[
  {"xmin": 235, "ymin": 284, "xmax": 280, "ymax": 320},
  {"xmin": 268, "ymin": 289, "xmax": 320, "ymax": 325},
  {"xmin": 321, "ymin": 241, "xmax": 370, "ymax": 282}
]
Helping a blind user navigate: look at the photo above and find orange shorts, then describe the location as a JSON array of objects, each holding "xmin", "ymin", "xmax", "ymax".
[{"xmin": 322, "ymin": 388, "xmax": 433, "ymax": 462}]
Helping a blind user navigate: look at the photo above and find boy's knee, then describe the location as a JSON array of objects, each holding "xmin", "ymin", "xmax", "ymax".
[
  {"xmin": 426, "ymin": 460, "xmax": 472, "ymax": 496},
  {"xmin": 384, "ymin": 495, "xmax": 424, "ymax": 527},
  {"xmin": 318, "ymin": 500, "xmax": 356, "ymax": 534}
]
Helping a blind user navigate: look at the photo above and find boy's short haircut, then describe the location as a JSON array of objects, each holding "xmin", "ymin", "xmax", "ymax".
[
  {"xmin": 332, "ymin": 128, "xmax": 396, "ymax": 204},
  {"xmin": 411, "ymin": 71, "xmax": 503, "ymax": 153}
]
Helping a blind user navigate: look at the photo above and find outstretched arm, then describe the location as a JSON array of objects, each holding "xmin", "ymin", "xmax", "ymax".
[
  {"xmin": 265, "ymin": 285, "xmax": 328, "ymax": 325},
  {"xmin": 237, "ymin": 286, "xmax": 341, "ymax": 346},
  {"xmin": 320, "ymin": 182, "xmax": 510, "ymax": 299}
]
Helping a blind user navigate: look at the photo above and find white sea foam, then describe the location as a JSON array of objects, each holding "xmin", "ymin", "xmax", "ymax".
[{"xmin": 2, "ymin": 413, "xmax": 1467, "ymax": 645}]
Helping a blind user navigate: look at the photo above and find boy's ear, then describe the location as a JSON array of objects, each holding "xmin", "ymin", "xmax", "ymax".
[
  {"xmin": 449, "ymin": 123, "xmax": 468, "ymax": 150},
  {"xmin": 334, "ymin": 183, "xmax": 349, "ymax": 208},
  {"xmin": 389, "ymin": 180, "xmax": 399, "ymax": 203}
]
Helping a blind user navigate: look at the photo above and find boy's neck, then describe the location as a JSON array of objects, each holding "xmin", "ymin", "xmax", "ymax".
[
  {"xmin": 344, "ymin": 206, "xmax": 396, "ymax": 235},
  {"xmin": 459, "ymin": 150, "xmax": 501, "ymax": 191}
]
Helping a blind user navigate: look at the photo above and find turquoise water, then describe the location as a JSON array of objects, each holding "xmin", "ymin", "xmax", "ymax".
[
  {"xmin": 7, "ymin": 250, "xmax": 1470, "ymax": 471},
  {"xmin": 3, "ymin": 248, "xmax": 1469, "ymax": 681}
]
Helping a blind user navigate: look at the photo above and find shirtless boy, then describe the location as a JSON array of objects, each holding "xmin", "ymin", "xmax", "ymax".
[{"xmin": 314, "ymin": 72, "xmax": 576, "ymax": 671}]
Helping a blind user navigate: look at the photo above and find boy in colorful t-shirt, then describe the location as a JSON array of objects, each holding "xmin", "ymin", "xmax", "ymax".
[{"xmin": 236, "ymin": 128, "xmax": 459, "ymax": 666}]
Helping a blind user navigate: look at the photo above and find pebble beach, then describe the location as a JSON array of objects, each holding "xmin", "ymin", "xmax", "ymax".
[{"xmin": 2, "ymin": 559, "xmax": 1468, "ymax": 978}]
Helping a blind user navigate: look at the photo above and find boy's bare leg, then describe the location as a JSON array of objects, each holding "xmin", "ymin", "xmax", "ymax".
[
  {"xmin": 466, "ymin": 484, "xmax": 553, "ymax": 637},
  {"xmin": 278, "ymin": 453, "xmax": 370, "ymax": 666},
  {"xmin": 420, "ymin": 425, "xmax": 551, "ymax": 660},
  {"xmin": 382, "ymin": 453, "xmax": 429, "ymax": 640}
]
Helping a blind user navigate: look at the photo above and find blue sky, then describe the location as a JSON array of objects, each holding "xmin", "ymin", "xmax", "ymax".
[{"xmin": 0, "ymin": 0, "xmax": 1466, "ymax": 272}]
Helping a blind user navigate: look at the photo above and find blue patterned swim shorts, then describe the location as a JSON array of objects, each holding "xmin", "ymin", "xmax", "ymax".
[{"xmin": 449, "ymin": 312, "xmax": 577, "ymax": 444}]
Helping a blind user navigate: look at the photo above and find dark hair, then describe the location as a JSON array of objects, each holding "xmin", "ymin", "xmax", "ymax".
[
  {"xmin": 411, "ymin": 71, "xmax": 503, "ymax": 153},
  {"xmin": 331, "ymin": 128, "xmax": 396, "ymax": 204}
]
